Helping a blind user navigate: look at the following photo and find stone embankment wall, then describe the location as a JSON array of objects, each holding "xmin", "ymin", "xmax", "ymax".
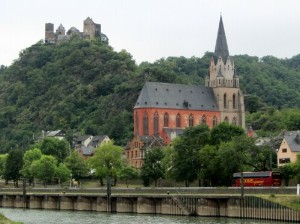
[{"xmin": 0, "ymin": 191, "xmax": 299, "ymax": 222}]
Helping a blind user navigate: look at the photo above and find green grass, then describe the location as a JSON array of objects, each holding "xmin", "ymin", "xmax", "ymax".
[
  {"xmin": 0, "ymin": 213, "xmax": 23, "ymax": 224},
  {"xmin": 260, "ymin": 195, "xmax": 300, "ymax": 211}
]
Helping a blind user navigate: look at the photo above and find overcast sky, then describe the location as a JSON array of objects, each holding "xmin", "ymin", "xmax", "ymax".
[{"xmin": 1, "ymin": 0, "xmax": 300, "ymax": 66}]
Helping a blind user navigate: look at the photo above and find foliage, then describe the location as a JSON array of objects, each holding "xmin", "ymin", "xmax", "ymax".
[
  {"xmin": 1, "ymin": 39, "xmax": 300, "ymax": 150},
  {"xmin": 0, "ymin": 154, "xmax": 7, "ymax": 177},
  {"xmin": 22, "ymin": 148, "xmax": 42, "ymax": 185},
  {"xmin": 88, "ymin": 141, "xmax": 123, "ymax": 185},
  {"xmin": 171, "ymin": 125, "xmax": 210, "ymax": 186},
  {"xmin": 31, "ymin": 155, "xmax": 57, "ymax": 186},
  {"xmin": 210, "ymin": 122, "xmax": 245, "ymax": 145},
  {"xmin": 118, "ymin": 164, "xmax": 139, "ymax": 187},
  {"xmin": 33, "ymin": 138, "xmax": 70, "ymax": 163},
  {"xmin": 278, "ymin": 164, "xmax": 296, "ymax": 186},
  {"xmin": 65, "ymin": 151, "xmax": 89, "ymax": 179},
  {"xmin": 141, "ymin": 147, "xmax": 164, "ymax": 187},
  {"xmin": 55, "ymin": 163, "xmax": 71, "ymax": 185},
  {"xmin": 3, "ymin": 149, "xmax": 23, "ymax": 187}
]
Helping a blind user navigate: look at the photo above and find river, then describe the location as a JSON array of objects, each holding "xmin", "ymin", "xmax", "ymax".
[{"xmin": 0, "ymin": 208, "xmax": 292, "ymax": 224}]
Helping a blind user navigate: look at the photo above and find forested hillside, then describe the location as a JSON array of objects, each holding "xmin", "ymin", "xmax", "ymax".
[{"xmin": 0, "ymin": 38, "xmax": 300, "ymax": 152}]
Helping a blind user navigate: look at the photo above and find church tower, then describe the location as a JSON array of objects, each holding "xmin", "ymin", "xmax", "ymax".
[{"xmin": 205, "ymin": 16, "xmax": 245, "ymax": 128}]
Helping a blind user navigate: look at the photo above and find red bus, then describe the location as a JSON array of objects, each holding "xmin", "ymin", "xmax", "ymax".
[{"xmin": 232, "ymin": 171, "xmax": 281, "ymax": 187}]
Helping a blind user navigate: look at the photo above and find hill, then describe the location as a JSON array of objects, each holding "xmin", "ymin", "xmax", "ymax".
[{"xmin": 0, "ymin": 39, "xmax": 300, "ymax": 151}]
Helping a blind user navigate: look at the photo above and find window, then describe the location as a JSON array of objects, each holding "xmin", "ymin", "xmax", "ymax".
[
  {"xmin": 189, "ymin": 114, "xmax": 194, "ymax": 127},
  {"xmin": 135, "ymin": 112, "xmax": 139, "ymax": 135},
  {"xmin": 143, "ymin": 112, "xmax": 149, "ymax": 135},
  {"xmin": 223, "ymin": 93, "xmax": 227, "ymax": 108},
  {"xmin": 282, "ymin": 148, "xmax": 287, "ymax": 153},
  {"xmin": 164, "ymin": 113, "xmax": 169, "ymax": 127},
  {"xmin": 232, "ymin": 117, "xmax": 237, "ymax": 125},
  {"xmin": 233, "ymin": 94, "xmax": 236, "ymax": 109},
  {"xmin": 201, "ymin": 115, "xmax": 206, "ymax": 124},
  {"xmin": 176, "ymin": 113, "xmax": 181, "ymax": 128},
  {"xmin": 224, "ymin": 116, "xmax": 229, "ymax": 122},
  {"xmin": 213, "ymin": 116, "xmax": 218, "ymax": 127},
  {"xmin": 279, "ymin": 158, "xmax": 290, "ymax": 164},
  {"xmin": 153, "ymin": 112, "xmax": 159, "ymax": 135}
]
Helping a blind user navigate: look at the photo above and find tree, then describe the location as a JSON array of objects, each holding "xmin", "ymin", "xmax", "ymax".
[
  {"xmin": 119, "ymin": 164, "xmax": 139, "ymax": 188},
  {"xmin": 141, "ymin": 148, "xmax": 164, "ymax": 187},
  {"xmin": 31, "ymin": 155, "xmax": 57, "ymax": 186},
  {"xmin": 65, "ymin": 151, "xmax": 89, "ymax": 179},
  {"xmin": 210, "ymin": 122, "xmax": 245, "ymax": 145},
  {"xmin": 22, "ymin": 148, "xmax": 42, "ymax": 186},
  {"xmin": 88, "ymin": 141, "xmax": 123, "ymax": 186},
  {"xmin": 3, "ymin": 149, "xmax": 23, "ymax": 187},
  {"xmin": 278, "ymin": 164, "xmax": 295, "ymax": 186},
  {"xmin": 36, "ymin": 138, "xmax": 70, "ymax": 163},
  {"xmin": 0, "ymin": 154, "xmax": 7, "ymax": 178},
  {"xmin": 55, "ymin": 163, "xmax": 71, "ymax": 186},
  {"xmin": 171, "ymin": 125, "xmax": 210, "ymax": 187}
]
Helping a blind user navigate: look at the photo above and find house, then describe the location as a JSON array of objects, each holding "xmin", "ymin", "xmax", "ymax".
[
  {"xmin": 36, "ymin": 130, "xmax": 65, "ymax": 141},
  {"xmin": 75, "ymin": 135, "xmax": 110, "ymax": 159},
  {"xmin": 277, "ymin": 131, "xmax": 300, "ymax": 166},
  {"xmin": 125, "ymin": 16, "xmax": 245, "ymax": 168}
]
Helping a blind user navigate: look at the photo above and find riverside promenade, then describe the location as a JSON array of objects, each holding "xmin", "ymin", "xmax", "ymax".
[{"xmin": 0, "ymin": 187, "xmax": 299, "ymax": 222}]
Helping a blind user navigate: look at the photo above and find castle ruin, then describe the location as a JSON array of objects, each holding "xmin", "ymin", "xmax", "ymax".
[{"xmin": 45, "ymin": 17, "xmax": 108, "ymax": 44}]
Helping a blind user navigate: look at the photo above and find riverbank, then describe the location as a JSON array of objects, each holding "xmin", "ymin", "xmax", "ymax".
[{"xmin": 0, "ymin": 213, "xmax": 23, "ymax": 224}]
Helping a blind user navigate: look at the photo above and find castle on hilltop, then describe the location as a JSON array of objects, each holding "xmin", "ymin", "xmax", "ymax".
[{"xmin": 45, "ymin": 17, "xmax": 108, "ymax": 44}]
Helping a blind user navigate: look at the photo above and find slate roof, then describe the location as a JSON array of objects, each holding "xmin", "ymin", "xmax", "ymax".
[
  {"xmin": 88, "ymin": 135, "xmax": 108, "ymax": 147},
  {"xmin": 213, "ymin": 16, "xmax": 230, "ymax": 65},
  {"xmin": 134, "ymin": 82, "xmax": 218, "ymax": 111},
  {"xmin": 284, "ymin": 131, "xmax": 300, "ymax": 152}
]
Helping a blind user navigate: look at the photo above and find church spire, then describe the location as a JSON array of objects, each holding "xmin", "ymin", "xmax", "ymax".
[{"xmin": 213, "ymin": 16, "xmax": 229, "ymax": 65}]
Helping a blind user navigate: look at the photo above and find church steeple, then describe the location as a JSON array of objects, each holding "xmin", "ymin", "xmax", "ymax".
[{"xmin": 213, "ymin": 16, "xmax": 229, "ymax": 65}]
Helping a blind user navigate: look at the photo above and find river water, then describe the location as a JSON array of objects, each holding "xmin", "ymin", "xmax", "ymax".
[{"xmin": 0, "ymin": 208, "xmax": 293, "ymax": 224}]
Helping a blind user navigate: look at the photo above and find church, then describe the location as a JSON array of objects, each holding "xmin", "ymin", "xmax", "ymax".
[{"xmin": 125, "ymin": 17, "xmax": 245, "ymax": 168}]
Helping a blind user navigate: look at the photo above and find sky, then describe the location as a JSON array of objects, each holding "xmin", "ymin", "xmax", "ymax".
[{"xmin": 1, "ymin": 0, "xmax": 300, "ymax": 66}]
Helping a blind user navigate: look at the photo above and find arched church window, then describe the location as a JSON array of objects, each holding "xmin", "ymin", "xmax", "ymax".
[
  {"xmin": 189, "ymin": 114, "xmax": 194, "ymax": 127},
  {"xmin": 233, "ymin": 94, "xmax": 236, "ymax": 109},
  {"xmin": 153, "ymin": 112, "xmax": 159, "ymax": 135},
  {"xmin": 143, "ymin": 112, "xmax": 149, "ymax": 136},
  {"xmin": 224, "ymin": 93, "xmax": 227, "ymax": 109},
  {"xmin": 135, "ymin": 112, "xmax": 139, "ymax": 135},
  {"xmin": 224, "ymin": 116, "xmax": 229, "ymax": 122},
  {"xmin": 201, "ymin": 115, "xmax": 207, "ymax": 124},
  {"xmin": 164, "ymin": 113, "xmax": 169, "ymax": 127},
  {"xmin": 232, "ymin": 117, "xmax": 237, "ymax": 125},
  {"xmin": 176, "ymin": 113, "xmax": 181, "ymax": 128},
  {"xmin": 213, "ymin": 116, "xmax": 218, "ymax": 127}
]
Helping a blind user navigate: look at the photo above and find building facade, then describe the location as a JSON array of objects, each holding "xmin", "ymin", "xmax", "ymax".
[
  {"xmin": 277, "ymin": 131, "xmax": 300, "ymax": 166},
  {"xmin": 125, "ymin": 17, "xmax": 245, "ymax": 168}
]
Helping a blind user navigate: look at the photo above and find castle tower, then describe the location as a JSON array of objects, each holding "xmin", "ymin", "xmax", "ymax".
[
  {"xmin": 45, "ymin": 23, "xmax": 55, "ymax": 43},
  {"xmin": 56, "ymin": 24, "xmax": 65, "ymax": 35},
  {"xmin": 83, "ymin": 17, "xmax": 101, "ymax": 39},
  {"xmin": 205, "ymin": 16, "xmax": 245, "ymax": 128}
]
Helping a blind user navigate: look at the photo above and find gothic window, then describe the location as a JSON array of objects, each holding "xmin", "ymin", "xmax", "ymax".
[
  {"xmin": 176, "ymin": 113, "xmax": 181, "ymax": 128},
  {"xmin": 233, "ymin": 94, "xmax": 236, "ymax": 109},
  {"xmin": 143, "ymin": 112, "xmax": 149, "ymax": 136},
  {"xmin": 164, "ymin": 112, "xmax": 169, "ymax": 127},
  {"xmin": 135, "ymin": 112, "xmax": 139, "ymax": 135},
  {"xmin": 224, "ymin": 116, "xmax": 229, "ymax": 122},
  {"xmin": 189, "ymin": 114, "xmax": 194, "ymax": 127},
  {"xmin": 213, "ymin": 116, "xmax": 218, "ymax": 127},
  {"xmin": 201, "ymin": 115, "xmax": 207, "ymax": 124},
  {"xmin": 223, "ymin": 93, "xmax": 227, "ymax": 109},
  {"xmin": 153, "ymin": 112, "xmax": 159, "ymax": 135},
  {"xmin": 232, "ymin": 117, "xmax": 237, "ymax": 125}
]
